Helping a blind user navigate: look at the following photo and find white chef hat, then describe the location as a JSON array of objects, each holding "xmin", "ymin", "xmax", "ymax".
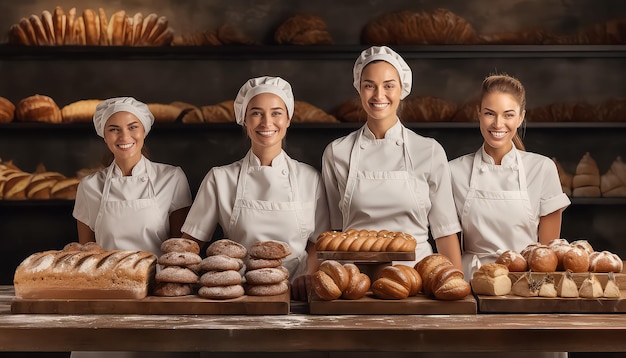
[
  {"xmin": 93, "ymin": 97, "xmax": 155, "ymax": 138},
  {"xmin": 233, "ymin": 76, "xmax": 294, "ymax": 126},
  {"xmin": 353, "ymin": 46, "xmax": 412, "ymax": 99}
]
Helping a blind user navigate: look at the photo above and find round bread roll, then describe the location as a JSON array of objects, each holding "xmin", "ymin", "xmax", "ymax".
[
  {"xmin": 245, "ymin": 280, "xmax": 289, "ymax": 296},
  {"xmin": 16, "ymin": 94, "xmax": 62, "ymax": 123},
  {"xmin": 311, "ymin": 270, "xmax": 342, "ymax": 300},
  {"xmin": 549, "ymin": 243, "xmax": 572, "ymax": 271},
  {"xmin": 158, "ymin": 251, "xmax": 202, "ymax": 267},
  {"xmin": 562, "ymin": 245, "xmax": 590, "ymax": 273},
  {"xmin": 423, "ymin": 261, "xmax": 459, "ymax": 297},
  {"xmin": 571, "ymin": 240, "xmax": 594, "ymax": 255},
  {"xmin": 495, "ymin": 250, "xmax": 528, "ymax": 272},
  {"xmin": 245, "ymin": 257, "xmax": 282, "ymax": 270},
  {"xmin": 152, "ymin": 282, "xmax": 193, "ymax": 297},
  {"xmin": 371, "ymin": 265, "xmax": 411, "ymax": 300},
  {"xmin": 249, "ymin": 240, "xmax": 291, "ymax": 259},
  {"xmin": 520, "ymin": 242, "xmax": 542, "ymax": 261},
  {"xmin": 206, "ymin": 239, "xmax": 247, "ymax": 259},
  {"xmin": 199, "ymin": 270, "xmax": 242, "ymax": 287},
  {"xmin": 244, "ymin": 267, "xmax": 289, "ymax": 285},
  {"xmin": 200, "ymin": 254, "xmax": 244, "ymax": 272},
  {"xmin": 156, "ymin": 266, "xmax": 198, "ymax": 284},
  {"xmin": 198, "ymin": 284, "xmax": 245, "ymax": 300},
  {"xmin": 0, "ymin": 97, "xmax": 15, "ymax": 123},
  {"xmin": 319, "ymin": 260, "xmax": 349, "ymax": 292},
  {"xmin": 527, "ymin": 245, "xmax": 558, "ymax": 272},
  {"xmin": 81, "ymin": 241, "xmax": 104, "ymax": 252},
  {"xmin": 341, "ymin": 263, "xmax": 371, "ymax": 300},
  {"xmin": 589, "ymin": 251, "xmax": 623, "ymax": 273},
  {"xmin": 161, "ymin": 238, "xmax": 200, "ymax": 255}
]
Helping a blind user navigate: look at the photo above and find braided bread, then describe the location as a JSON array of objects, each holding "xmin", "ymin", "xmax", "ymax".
[
  {"xmin": 371, "ymin": 264, "xmax": 422, "ymax": 300},
  {"xmin": 315, "ymin": 229, "xmax": 417, "ymax": 252},
  {"xmin": 311, "ymin": 260, "xmax": 370, "ymax": 301}
]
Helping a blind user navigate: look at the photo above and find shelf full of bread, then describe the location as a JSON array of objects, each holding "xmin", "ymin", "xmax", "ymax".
[
  {"xmin": 3, "ymin": 7, "xmax": 626, "ymax": 60},
  {"xmin": 11, "ymin": 237, "xmax": 294, "ymax": 314},
  {"xmin": 309, "ymin": 229, "xmax": 476, "ymax": 314},
  {"xmin": 472, "ymin": 238, "xmax": 626, "ymax": 313}
]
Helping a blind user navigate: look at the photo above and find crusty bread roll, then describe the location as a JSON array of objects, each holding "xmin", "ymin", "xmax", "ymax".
[
  {"xmin": 200, "ymin": 270, "xmax": 242, "ymax": 287},
  {"xmin": 526, "ymin": 245, "xmax": 558, "ymax": 272},
  {"xmin": 471, "ymin": 263, "xmax": 511, "ymax": 296},
  {"xmin": 155, "ymin": 266, "xmax": 198, "ymax": 284},
  {"xmin": 245, "ymin": 267, "xmax": 289, "ymax": 285},
  {"xmin": 562, "ymin": 245, "xmax": 590, "ymax": 273},
  {"xmin": 249, "ymin": 240, "xmax": 291, "ymax": 260},
  {"xmin": 601, "ymin": 156, "xmax": 626, "ymax": 197},
  {"xmin": 572, "ymin": 152, "xmax": 601, "ymax": 197},
  {"xmin": 61, "ymin": 99, "xmax": 102, "ymax": 123},
  {"xmin": 161, "ymin": 238, "xmax": 200, "ymax": 255},
  {"xmin": 153, "ymin": 282, "xmax": 192, "ymax": 297},
  {"xmin": 205, "ymin": 239, "xmax": 247, "ymax": 259},
  {"xmin": 158, "ymin": 251, "xmax": 202, "ymax": 267},
  {"xmin": 16, "ymin": 94, "xmax": 62, "ymax": 123},
  {"xmin": 200, "ymin": 255, "xmax": 243, "ymax": 272},
  {"xmin": 292, "ymin": 101, "xmax": 338, "ymax": 123},
  {"xmin": 14, "ymin": 246, "xmax": 157, "ymax": 299},
  {"xmin": 415, "ymin": 253, "xmax": 452, "ymax": 280},
  {"xmin": 570, "ymin": 239, "xmax": 594, "ymax": 255},
  {"xmin": 395, "ymin": 264, "xmax": 422, "ymax": 296},
  {"xmin": 148, "ymin": 103, "xmax": 182, "ymax": 122},
  {"xmin": 311, "ymin": 260, "xmax": 349, "ymax": 300},
  {"xmin": 548, "ymin": 239, "xmax": 571, "ymax": 271},
  {"xmin": 362, "ymin": 8, "xmax": 476, "ymax": 45},
  {"xmin": 3, "ymin": 172, "xmax": 32, "ymax": 200},
  {"xmin": 201, "ymin": 101, "xmax": 236, "ymax": 123},
  {"xmin": 416, "ymin": 254, "xmax": 470, "ymax": 300},
  {"xmin": 274, "ymin": 14, "xmax": 333, "ymax": 45},
  {"xmin": 245, "ymin": 280, "xmax": 289, "ymax": 296},
  {"xmin": 371, "ymin": 266, "xmax": 411, "ymax": 300},
  {"xmin": 198, "ymin": 284, "xmax": 245, "ymax": 299},
  {"xmin": 495, "ymin": 250, "xmax": 527, "ymax": 272},
  {"xmin": 25, "ymin": 171, "xmax": 65, "ymax": 199},
  {"xmin": 50, "ymin": 177, "xmax": 80, "ymax": 199},
  {"xmin": 341, "ymin": 263, "xmax": 371, "ymax": 300},
  {"xmin": 0, "ymin": 97, "xmax": 15, "ymax": 123},
  {"xmin": 589, "ymin": 251, "xmax": 623, "ymax": 273}
]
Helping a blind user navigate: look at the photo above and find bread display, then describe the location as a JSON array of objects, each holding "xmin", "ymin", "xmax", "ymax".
[
  {"xmin": 244, "ymin": 240, "xmax": 290, "ymax": 296},
  {"xmin": 415, "ymin": 254, "xmax": 470, "ymax": 300},
  {"xmin": 362, "ymin": 9, "xmax": 477, "ymax": 45},
  {"xmin": 15, "ymin": 94, "xmax": 62, "ymax": 123},
  {"xmin": 311, "ymin": 260, "xmax": 370, "ymax": 301},
  {"xmin": 13, "ymin": 242, "xmax": 157, "ymax": 299},
  {"xmin": 61, "ymin": 99, "xmax": 102, "ymax": 123},
  {"xmin": 315, "ymin": 229, "xmax": 417, "ymax": 252},
  {"xmin": 470, "ymin": 263, "xmax": 512, "ymax": 296},
  {"xmin": 572, "ymin": 152, "xmax": 601, "ymax": 197},
  {"xmin": 8, "ymin": 7, "xmax": 174, "ymax": 46},
  {"xmin": 171, "ymin": 24, "xmax": 255, "ymax": 46},
  {"xmin": 154, "ymin": 239, "xmax": 201, "ymax": 297},
  {"xmin": 274, "ymin": 14, "xmax": 333, "ymax": 45},
  {"xmin": 601, "ymin": 156, "xmax": 626, "ymax": 197},
  {"xmin": 0, "ymin": 97, "xmax": 15, "ymax": 123}
]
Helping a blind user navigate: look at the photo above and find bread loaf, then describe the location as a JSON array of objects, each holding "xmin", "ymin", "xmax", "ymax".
[
  {"xmin": 50, "ymin": 177, "xmax": 80, "ymax": 199},
  {"xmin": 334, "ymin": 98, "xmax": 367, "ymax": 123},
  {"xmin": 14, "ymin": 245, "xmax": 157, "ymax": 299},
  {"xmin": 274, "ymin": 14, "xmax": 333, "ymax": 45},
  {"xmin": 341, "ymin": 263, "xmax": 371, "ymax": 300},
  {"xmin": 562, "ymin": 245, "xmax": 590, "ymax": 273},
  {"xmin": 61, "ymin": 99, "xmax": 102, "ymax": 122},
  {"xmin": 147, "ymin": 103, "xmax": 182, "ymax": 122},
  {"xmin": 16, "ymin": 95, "xmax": 62, "ymax": 123},
  {"xmin": 548, "ymin": 239, "xmax": 572, "ymax": 271},
  {"xmin": 470, "ymin": 263, "xmax": 512, "ymax": 296},
  {"xmin": 415, "ymin": 254, "xmax": 470, "ymax": 300},
  {"xmin": 202, "ymin": 101, "xmax": 236, "ymax": 123},
  {"xmin": 495, "ymin": 250, "xmax": 527, "ymax": 272},
  {"xmin": 589, "ymin": 251, "xmax": 623, "ymax": 273},
  {"xmin": 205, "ymin": 239, "xmax": 247, "ymax": 259},
  {"xmin": 311, "ymin": 260, "xmax": 349, "ymax": 300},
  {"xmin": 401, "ymin": 96, "xmax": 458, "ymax": 122},
  {"xmin": 371, "ymin": 265, "xmax": 412, "ymax": 299},
  {"xmin": 171, "ymin": 102, "xmax": 204, "ymax": 123},
  {"xmin": 249, "ymin": 240, "xmax": 291, "ymax": 259},
  {"xmin": 526, "ymin": 245, "xmax": 558, "ymax": 272},
  {"xmin": 292, "ymin": 101, "xmax": 338, "ymax": 123}
]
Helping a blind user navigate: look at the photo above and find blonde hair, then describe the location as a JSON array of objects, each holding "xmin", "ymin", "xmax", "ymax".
[{"xmin": 480, "ymin": 74, "xmax": 526, "ymax": 151}]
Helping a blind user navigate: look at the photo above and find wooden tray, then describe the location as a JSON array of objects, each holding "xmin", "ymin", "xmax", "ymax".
[
  {"xmin": 11, "ymin": 292, "xmax": 290, "ymax": 315},
  {"xmin": 508, "ymin": 271, "xmax": 626, "ymax": 287},
  {"xmin": 476, "ymin": 290, "xmax": 626, "ymax": 313},
  {"xmin": 309, "ymin": 292, "xmax": 477, "ymax": 315},
  {"xmin": 317, "ymin": 251, "xmax": 415, "ymax": 262}
]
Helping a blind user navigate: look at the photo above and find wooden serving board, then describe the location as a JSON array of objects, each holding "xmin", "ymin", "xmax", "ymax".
[
  {"xmin": 11, "ymin": 292, "xmax": 290, "ymax": 315},
  {"xmin": 317, "ymin": 251, "xmax": 415, "ymax": 262},
  {"xmin": 476, "ymin": 290, "xmax": 626, "ymax": 313},
  {"xmin": 309, "ymin": 292, "xmax": 477, "ymax": 315}
]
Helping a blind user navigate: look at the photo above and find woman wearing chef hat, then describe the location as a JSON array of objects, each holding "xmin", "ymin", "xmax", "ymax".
[
  {"xmin": 181, "ymin": 76, "xmax": 330, "ymax": 300},
  {"xmin": 73, "ymin": 97, "xmax": 192, "ymax": 256},
  {"xmin": 71, "ymin": 97, "xmax": 194, "ymax": 358},
  {"xmin": 449, "ymin": 74, "xmax": 570, "ymax": 280},
  {"xmin": 322, "ymin": 46, "xmax": 462, "ymax": 268}
]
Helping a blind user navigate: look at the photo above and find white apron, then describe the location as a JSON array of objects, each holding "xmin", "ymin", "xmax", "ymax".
[
  {"xmin": 228, "ymin": 151, "xmax": 312, "ymax": 279},
  {"xmin": 342, "ymin": 125, "xmax": 431, "ymax": 265},
  {"xmin": 461, "ymin": 146, "xmax": 537, "ymax": 279},
  {"xmin": 73, "ymin": 163, "xmax": 186, "ymax": 358}
]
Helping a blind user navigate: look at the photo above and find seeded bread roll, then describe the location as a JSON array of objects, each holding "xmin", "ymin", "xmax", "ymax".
[
  {"xmin": 161, "ymin": 238, "xmax": 200, "ymax": 255},
  {"xmin": 152, "ymin": 282, "xmax": 192, "ymax": 297},
  {"xmin": 249, "ymin": 240, "xmax": 291, "ymax": 259},
  {"xmin": 206, "ymin": 239, "xmax": 247, "ymax": 259},
  {"xmin": 199, "ymin": 270, "xmax": 242, "ymax": 287},
  {"xmin": 16, "ymin": 95, "xmax": 62, "ymax": 123},
  {"xmin": 245, "ymin": 267, "xmax": 289, "ymax": 285},
  {"xmin": 155, "ymin": 266, "xmax": 198, "ymax": 284}
]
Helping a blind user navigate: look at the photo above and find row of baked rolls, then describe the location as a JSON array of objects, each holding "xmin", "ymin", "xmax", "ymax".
[
  {"xmin": 528, "ymin": 98, "xmax": 626, "ymax": 122},
  {"xmin": 8, "ymin": 7, "xmax": 173, "ymax": 46},
  {"xmin": 153, "ymin": 238, "xmax": 202, "ymax": 297},
  {"xmin": 315, "ymin": 229, "xmax": 417, "ymax": 252},
  {"xmin": 311, "ymin": 260, "xmax": 370, "ymax": 300},
  {"xmin": 243, "ymin": 240, "xmax": 291, "ymax": 296},
  {"xmin": 0, "ymin": 160, "xmax": 79, "ymax": 200},
  {"xmin": 198, "ymin": 239, "xmax": 247, "ymax": 300},
  {"xmin": 496, "ymin": 238, "xmax": 623, "ymax": 273},
  {"xmin": 415, "ymin": 254, "xmax": 471, "ymax": 300}
]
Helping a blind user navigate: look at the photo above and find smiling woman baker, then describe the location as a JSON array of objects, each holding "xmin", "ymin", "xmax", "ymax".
[
  {"xmin": 322, "ymin": 46, "xmax": 462, "ymax": 268},
  {"xmin": 181, "ymin": 76, "xmax": 330, "ymax": 301},
  {"xmin": 449, "ymin": 74, "xmax": 571, "ymax": 280},
  {"xmin": 73, "ymin": 97, "xmax": 192, "ymax": 256}
]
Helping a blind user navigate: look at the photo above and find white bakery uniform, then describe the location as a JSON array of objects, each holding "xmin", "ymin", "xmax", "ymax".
[
  {"xmin": 71, "ymin": 156, "xmax": 193, "ymax": 358},
  {"xmin": 73, "ymin": 156, "xmax": 192, "ymax": 257},
  {"xmin": 322, "ymin": 120, "xmax": 461, "ymax": 266},
  {"xmin": 449, "ymin": 145, "xmax": 571, "ymax": 279},
  {"xmin": 181, "ymin": 149, "xmax": 330, "ymax": 279}
]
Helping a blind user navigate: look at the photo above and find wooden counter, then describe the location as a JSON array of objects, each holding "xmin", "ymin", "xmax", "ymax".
[{"xmin": 1, "ymin": 286, "xmax": 626, "ymax": 353}]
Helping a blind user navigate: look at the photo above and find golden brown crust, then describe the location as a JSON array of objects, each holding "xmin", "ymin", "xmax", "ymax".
[
  {"xmin": 562, "ymin": 246, "xmax": 590, "ymax": 273},
  {"xmin": 75, "ymin": 16, "xmax": 86, "ymax": 45},
  {"xmin": 41, "ymin": 11, "xmax": 56, "ymax": 46},
  {"xmin": 19, "ymin": 17, "xmax": 38, "ymax": 45},
  {"xmin": 527, "ymin": 245, "xmax": 559, "ymax": 272},
  {"xmin": 52, "ymin": 7, "xmax": 66, "ymax": 46},
  {"xmin": 371, "ymin": 265, "xmax": 411, "ymax": 299},
  {"xmin": 8, "ymin": 23, "xmax": 31, "ymax": 45},
  {"xmin": 292, "ymin": 101, "xmax": 338, "ymax": 123},
  {"xmin": 274, "ymin": 14, "xmax": 333, "ymax": 45},
  {"xmin": 3, "ymin": 172, "xmax": 32, "ymax": 200},
  {"xmin": 495, "ymin": 250, "xmax": 528, "ymax": 272},
  {"xmin": 147, "ymin": 103, "xmax": 182, "ymax": 122},
  {"xmin": 201, "ymin": 101, "xmax": 236, "ymax": 123},
  {"xmin": 130, "ymin": 13, "xmax": 143, "ymax": 46},
  {"xmin": 49, "ymin": 177, "xmax": 80, "ymax": 199},
  {"xmin": 108, "ymin": 10, "xmax": 126, "ymax": 46},
  {"xmin": 161, "ymin": 238, "xmax": 200, "ymax": 254},
  {"xmin": 589, "ymin": 251, "xmax": 623, "ymax": 273},
  {"xmin": 61, "ymin": 99, "xmax": 102, "ymax": 123},
  {"xmin": 139, "ymin": 13, "xmax": 158, "ymax": 45},
  {"xmin": 64, "ymin": 8, "xmax": 77, "ymax": 45},
  {"xmin": 311, "ymin": 270, "xmax": 342, "ymax": 300},
  {"xmin": 82, "ymin": 9, "xmax": 99, "ymax": 46},
  {"xmin": 334, "ymin": 98, "xmax": 366, "ymax": 123},
  {"xmin": 341, "ymin": 263, "xmax": 371, "ymax": 300},
  {"xmin": 171, "ymin": 102, "xmax": 204, "ymax": 123},
  {"xmin": 16, "ymin": 95, "xmax": 62, "ymax": 123},
  {"xmin": 98, "ymin": 8, "xmax": 109, "ymax": 46},
  {"xmin": 29, "ymin": 14, "xmax": 49, "ymax": 46},
  {"xmin": 0, "ymin": 97, "xmax": 15, "ymax": 123}
]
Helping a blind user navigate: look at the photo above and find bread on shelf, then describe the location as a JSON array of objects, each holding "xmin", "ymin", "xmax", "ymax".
[
  {"xmin": 15, "ymin": 94, "xmax": 62, "ymax": 123},
  {"xmin": 274, "ymin": 14, "xmax": 333, "ymax": 45},
  {"xmin": 601, "ymin": 156, "xmax": 626, "ymax": 197},
  {"xmin": 61, "ymin": 99, "xmax": 102, "ymax": 123},
  {"xmin": 0, "ymin": 97, "xmax": 15, "ymax": 123},
  {"xmin": 572, "ymin": 152, "xmax": 601, "ymax": 197}
]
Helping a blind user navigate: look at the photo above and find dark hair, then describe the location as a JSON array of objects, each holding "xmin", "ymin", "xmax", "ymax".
[{"xmin": 480, "ymin": 74, "xmax": 526, "ymax": 151}]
